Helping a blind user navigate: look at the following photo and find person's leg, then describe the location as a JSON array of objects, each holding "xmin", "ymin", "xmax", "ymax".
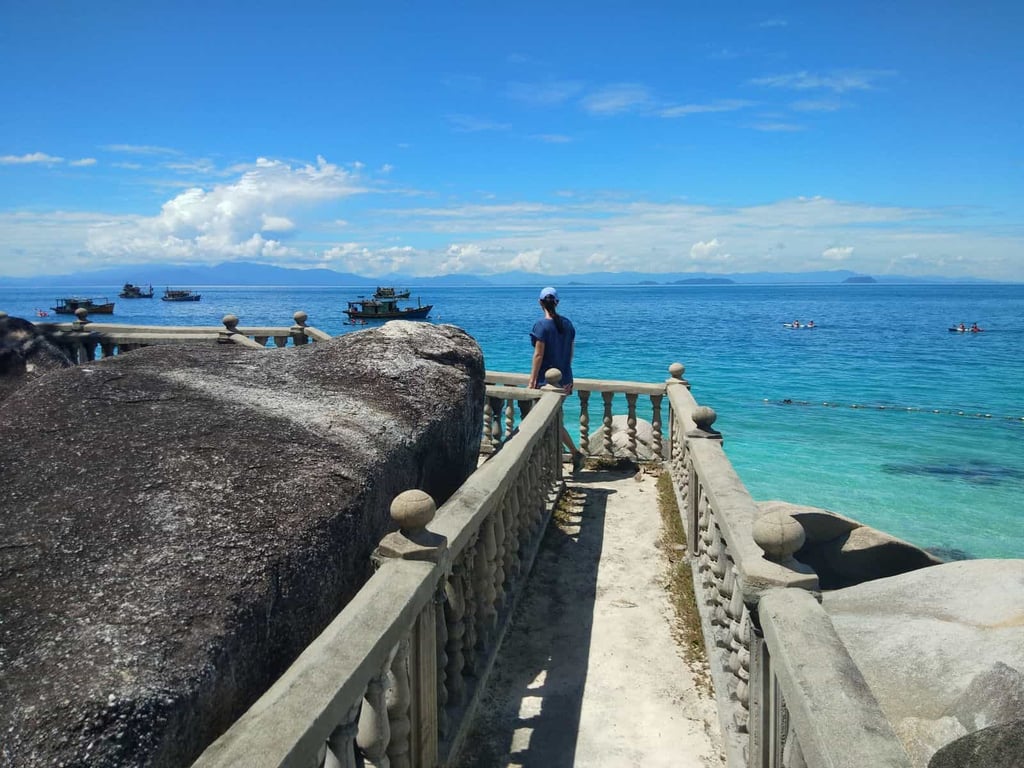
[{"xmin": 561, "ymin": 425, "xmax": 585, "ymax": 472}]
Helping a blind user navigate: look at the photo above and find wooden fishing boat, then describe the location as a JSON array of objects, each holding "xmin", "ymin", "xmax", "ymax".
[
  {"xmin": 162, "ymin": 288, "xmax": 202, "ymax": 302},
  {"xmin": 344, "ymin": 296, "xmax": 431, "ymax": 320},
  {"xmin": 119, "ymin": 282, "xmax": 154, "ymax": 298},
  {"xmin": 52, "ymin": 297, "xmax": 115, "ymax": 315}
]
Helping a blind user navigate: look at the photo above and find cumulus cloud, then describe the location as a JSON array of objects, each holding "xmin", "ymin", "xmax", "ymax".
[
  {"xmin": 0, "ymin": 152, "xmax": 63, "ymax": 165},
  {"xmin": 84, "ymin": 156, "xmax": 364, "ymax": 263},
  {"xmin": 822, "ymin": 245, "xmax": 854, "ymax": 260},
  {"xmin": 690, "ymin": 238, "xmax": 723, "ymax": 259},
  {"xmin": 69, "ymin": 157, "xmax": 98, "ymax": 166}
]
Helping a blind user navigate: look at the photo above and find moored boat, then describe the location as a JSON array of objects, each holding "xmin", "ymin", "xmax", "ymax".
[
  {"xmin": 344, "ymin": 295, "xmax": 432, "ymax": 320},
  {"xmin": 162, "ymin": 288, "xmax": 202, "ymax": 302},
  {"xmin": 52, "ymin": 297, "xmax": 115, "ymax": 315},
  {"xmin": 119, "ymin": 282, "xmax": 155, "ymax": 299},
  {"xmin": 373, "ymin": 286, "xmax": 411, "ymax": 300}
]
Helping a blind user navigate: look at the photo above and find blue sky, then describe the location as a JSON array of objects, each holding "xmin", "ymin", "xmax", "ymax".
[{"xmin": 1, "ymin": 1, "xmax": 1022, "ymax": 279}]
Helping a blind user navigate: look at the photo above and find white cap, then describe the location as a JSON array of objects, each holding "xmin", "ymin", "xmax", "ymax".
[{"xmin": 539, "ymin": 286, "xmax": 558, "ymax": 301}]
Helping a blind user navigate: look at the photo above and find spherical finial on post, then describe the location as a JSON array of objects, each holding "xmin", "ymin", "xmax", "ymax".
[
  {"xmin": 543, "ymin": 368, "xmax": 562, "ymax": 389},
  {"xmin": 293, "ymin": 310, "xmax": 308, "ymax": 326},
  {"xmin": 222, "ymin": 314, "xmax": 239, "ymax": 332},
  {"xmin": 668, "ymin": 362, "xmax": 690, "ymax": 389},
  {"xmin": 72, "ymin": 307, "xmax": 90, "ymax": 329},
  {"xmin": 752, "ymin": 510, "xmax": 806, "ymax": 565},
  {"xmin": 390, "ymin": 489, "xmax": 436, "ymax": 534},
  {"xmin": 375, "ymin": 489, "xmax": 446, "ymax": 562},
  {"xmin": 687, "ymin": 405, "xmax": 722, "ymax": 440}
]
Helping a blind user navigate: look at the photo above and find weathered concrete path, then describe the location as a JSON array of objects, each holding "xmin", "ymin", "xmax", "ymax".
[{"xmin": 453, "ymin": 466, "xmax": 726, "ymax": 767}]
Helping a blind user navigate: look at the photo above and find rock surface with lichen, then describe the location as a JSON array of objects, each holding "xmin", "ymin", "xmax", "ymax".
[{"xmin": 0, "ymin": 321, "xmax": 483, "ymax": 768}]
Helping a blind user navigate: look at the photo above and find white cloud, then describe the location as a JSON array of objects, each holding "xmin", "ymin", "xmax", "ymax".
[
  {"xmin": 529, "ymin": 134, "xmax": 574, "ymax": 143},
  {"xmin": 581, "ymin": 84, "xmax": 653, "ymax": 115},
  {"xmin": 690, "ymin": 238, "xmax": 722, "ymax": 259},
  {"xmin": 659, "ymin": 99, "xmax": 755, "ymax": 118},
  {"xmin": 82, "ymin": 155, "xmax": 364, "ymax": 263},
  {"xmin": 753, "ymin": 121, "xmax": 805, "ymax": 132},
  {"xmin": 0, "ymin": 152, "xmax": 63, "ymax": 165},
  {"xmin": 70, "ymin": 158, "xmax": 98, "ymax": 167},
  {"xmin": 822, "ymin": 245, "xmax": 854, "ymax": 260},
  {"xmin": 102, "ymin": 143, "xmax": 179, "ymax": 155},
  {"xmin": 750, "ymin": 70, "xmax": 893, "ymax": 93}
]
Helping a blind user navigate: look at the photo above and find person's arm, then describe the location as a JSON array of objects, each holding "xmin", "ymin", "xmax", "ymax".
[{"xmin": 529, "ymin": 340, "xmax": 545, "ymax": 388}]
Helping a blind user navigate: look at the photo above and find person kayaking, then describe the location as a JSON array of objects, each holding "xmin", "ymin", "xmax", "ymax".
[
  {"xmin": 959, "ymin": 323, "xmax": 966, "ymax": 332},
  {"xmin": 970, "ymin": 322, "xmax": 980, "ymax": 332}
]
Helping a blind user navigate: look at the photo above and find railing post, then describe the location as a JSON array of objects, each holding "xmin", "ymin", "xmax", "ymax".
[
  {"xmin": 625, "ymin": 392, "xmax": 638, "ymax": 461},
  {"xmin": 578, "ymin": 389, "xmax": 591, "ymax": 455},
  {"xmin": 650, "ymin": 393, "xmax": 663, "ymax": 461},
  {"xmin": 219, "ymin": 314, "xmax": 240, "ymax": 344},
  {"xmin": 373, "ymin": 490, "xmax": 446, "ymax": 768},
  {"xmin": 291, "ymin": 310, "xmax": 310, "ymax": 345},
  {"xmin": 601, "ymin": 391, "xmax": 614, "ymax": 456}
]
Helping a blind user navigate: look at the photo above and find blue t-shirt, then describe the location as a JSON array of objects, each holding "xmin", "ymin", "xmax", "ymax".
[{"xmin": 530, "ymin": 316, "xmax": 576, "ymax": 387}]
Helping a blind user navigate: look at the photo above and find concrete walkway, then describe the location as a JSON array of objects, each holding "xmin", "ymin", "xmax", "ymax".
[{"xmin": 453, "ymin": 465, "xmax": 726, "ymax": 768}]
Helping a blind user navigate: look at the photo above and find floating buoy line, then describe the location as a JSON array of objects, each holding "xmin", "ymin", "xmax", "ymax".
[{"xmin": 766, "ymin": 398, "xmax": 1023, "ymax": 423}]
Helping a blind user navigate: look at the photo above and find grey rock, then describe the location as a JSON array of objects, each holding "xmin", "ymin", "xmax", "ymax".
[
  {"xmin": 823, "ymin": 560, "xmax": 1024, "ymax": 766},
  {"xmin": 928, "ymin": 719, "xmax": 1024, "ymax": 768},
  {"xmin": 0, "ymin": 321, "xmax": 484, "ymax": 768},
  {"xmin": 947, "ymin": 662, "xmax": 1024, "ymax": 732},
  {"xmin": 593, "ymin": 414, "xmax": 655, "ymax": 459},
  {"xmin": 758, "ymin": 501, "xmax": 941, "ymax": 589},
  {"xmin": 0, "ymin": 314, "xmax": 74, "ymax": 401}
]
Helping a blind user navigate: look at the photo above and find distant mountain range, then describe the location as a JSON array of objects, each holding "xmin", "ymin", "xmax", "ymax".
[{"xmin": 0, "ymin": 262, "xmax": 1002, "ymax": 287}]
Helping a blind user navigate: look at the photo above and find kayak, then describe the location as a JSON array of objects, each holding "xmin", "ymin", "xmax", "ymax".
[
  {"xmin": 783, "ymin": 323, "xmax": 815, "ymax": 329},
  {"xmin": 948, "ymin": 327, "xmax": 984, "ymax": 333}
]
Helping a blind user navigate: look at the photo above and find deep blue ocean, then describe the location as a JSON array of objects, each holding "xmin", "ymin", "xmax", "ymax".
[{"xmin": 4, "ymin": 282, "xmax": 1022, "ymax": 559}]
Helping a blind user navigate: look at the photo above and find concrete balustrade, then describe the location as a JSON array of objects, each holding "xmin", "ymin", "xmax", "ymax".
[
  {"xmin": 192, "ymin": 389, "xmax": 566, "ymax": 768},
  {"xmin": 33, "ymin": 308, "xmax": 331, "ymax": 361}
]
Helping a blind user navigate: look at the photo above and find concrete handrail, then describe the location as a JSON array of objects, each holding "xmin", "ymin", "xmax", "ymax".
[{"xmin": 753, "ymin": 589, "xmax": 912, "ymax": 768}]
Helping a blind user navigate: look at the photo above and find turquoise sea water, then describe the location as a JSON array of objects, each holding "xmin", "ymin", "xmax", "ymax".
[{"xmin": 3, "ymin": 283, "xmax": 1022, "ymax": 559}]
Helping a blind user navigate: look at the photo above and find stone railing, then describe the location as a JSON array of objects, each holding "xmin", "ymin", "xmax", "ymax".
[
  {"xmin": 752, "ymin": 589, "xmax": 912, "ymax": 768},
  {"xmin": 484, "ymin": 369, "xmax": 671, "ymax": 461},
  {"xmin": 664, "ymin": 369, "xmax": 912, "ymax": 768},
  {"xmin": 192, "ymin": 385, "xmax": 568, "ymax": 768},
  {"xmin": 33, "ymin": 308, "xmax": 330, "ymax": 362}
]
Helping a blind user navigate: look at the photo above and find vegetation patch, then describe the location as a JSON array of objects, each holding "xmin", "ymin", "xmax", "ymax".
[{"xmin": 656, "ymin": 471, "xmax": 713, "ymax": 695}]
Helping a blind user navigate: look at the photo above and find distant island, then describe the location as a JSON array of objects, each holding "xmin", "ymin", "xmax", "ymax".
[
  {"xmin": 669, "ymin": 277, "xmax": 736, "ymax": 285},
  {"xmin": 843, "ymin": 276, "xmax": 878, "ymax": 284}
]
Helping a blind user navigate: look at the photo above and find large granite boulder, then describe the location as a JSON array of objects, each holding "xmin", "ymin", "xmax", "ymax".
[
  {"xmin": 0, "ymin": 321, "xmax": 484, "ymax": 768},
  {"xmin": 0, "ymin": 313, "xmax": 74, "ymax": 401},
  {"xmin": 758, "ymin": 501, "xmax": 942, "ymax": 589},
  {"xmin": 822, "ymin": 560, "xmax": 1024, "ymax": 767}
]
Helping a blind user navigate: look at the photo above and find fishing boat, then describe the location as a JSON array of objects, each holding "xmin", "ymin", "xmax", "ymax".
[
  {"xmin": 344, "ymin": 295, "xmax": 432, "ymax": 321},
  {"xmin": 119, "ymin": 282, "xmax": 154, "ymax": 299},
  {"xmin": 52, "ymin": 297, "xmax": 115, "ymax": 315},
  {"xmin": 373, "ymin": 286, "xmax": 411, "ymax": 300},
  {"xmin": 162, "ymin": 288, "xmax": 202, "ymax": 302}
]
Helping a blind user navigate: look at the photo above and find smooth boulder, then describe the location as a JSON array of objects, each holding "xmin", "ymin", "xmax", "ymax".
[{"xmin": 0, "ymin": 321, "xmax": 484, "ymax": 768}]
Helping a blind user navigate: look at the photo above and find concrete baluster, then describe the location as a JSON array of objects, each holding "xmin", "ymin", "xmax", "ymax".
[
  {"xmin": 732, "ymin": 606, "xmax": 751, "ymax": 732},
  {"xmin": 650, "ymin": 394, "xmax": 663, "ymax": 460},
  {"xmin": 488, "ymin": 396, "xmax": 503, "ymax": 449},
  {"xmin": 625, "ymin": 392, "xmax": 638, "ymax": 461},
  {"xmin": 100, "ymin": 341, "xmax": 115, "ymax": 358},
  {"xmin": 290, "ymin": 310, "xmax": 310, "ymax": 345},
  {"xmin": 490, "ymin": 502, "xmax": 507, "ymax": 615},
  {"xmin": 504, "ymin": 398, "xmax": 515, "ymax": 441},
  {"xmin": 323, "ymin": 702, "xmax": 362, "ymax": 768},
  {"xmin": 501, "ymin": 486, "xmax": 520, "ymax": 590},
  {"xmin": 601, "ymin": 391, "xmax": 615, "ymax": 456},
  {"xmin": 386, "ymin": 637, "xmax": 412, "ymax": 768},
  {"xmin": 482, "ymin": 398, "xmax": 494, "ymax": 451},
  {"xmin": 578, "ymin": 389, "xmax": 591, "ymax": 455},
  {"xmin": 460, "ymin": 542, "xmax": 479, "ymax": 676},
  {"xmin": 435, "ymin": 584, "xmax": 449, "ymax": 737},
  {"xmin": 273, "ymin": 335, "xmax": 288, "ymax": 347},
  {"xmin": 442, "ymin": 570, "xmax": 466, "ymax": 707},
  {"xmin": 357, "ymin": 653, "xmax": 394, "ymax": 768},
  {"xmin": 254, "ymin": 335, "xmax": 269, "ymax": 347},
  {"xmin": 474, "ymin": 515, "xmax": 499, "ymax": 644},
  {"xmin": 782, "ymin": 716, "xmax": 807, "ymax": 768}
]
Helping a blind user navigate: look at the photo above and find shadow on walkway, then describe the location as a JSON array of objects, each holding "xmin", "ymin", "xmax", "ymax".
[{"xmin": 453, "ymin": 477, "xmax": 616, "ymax": 767}]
